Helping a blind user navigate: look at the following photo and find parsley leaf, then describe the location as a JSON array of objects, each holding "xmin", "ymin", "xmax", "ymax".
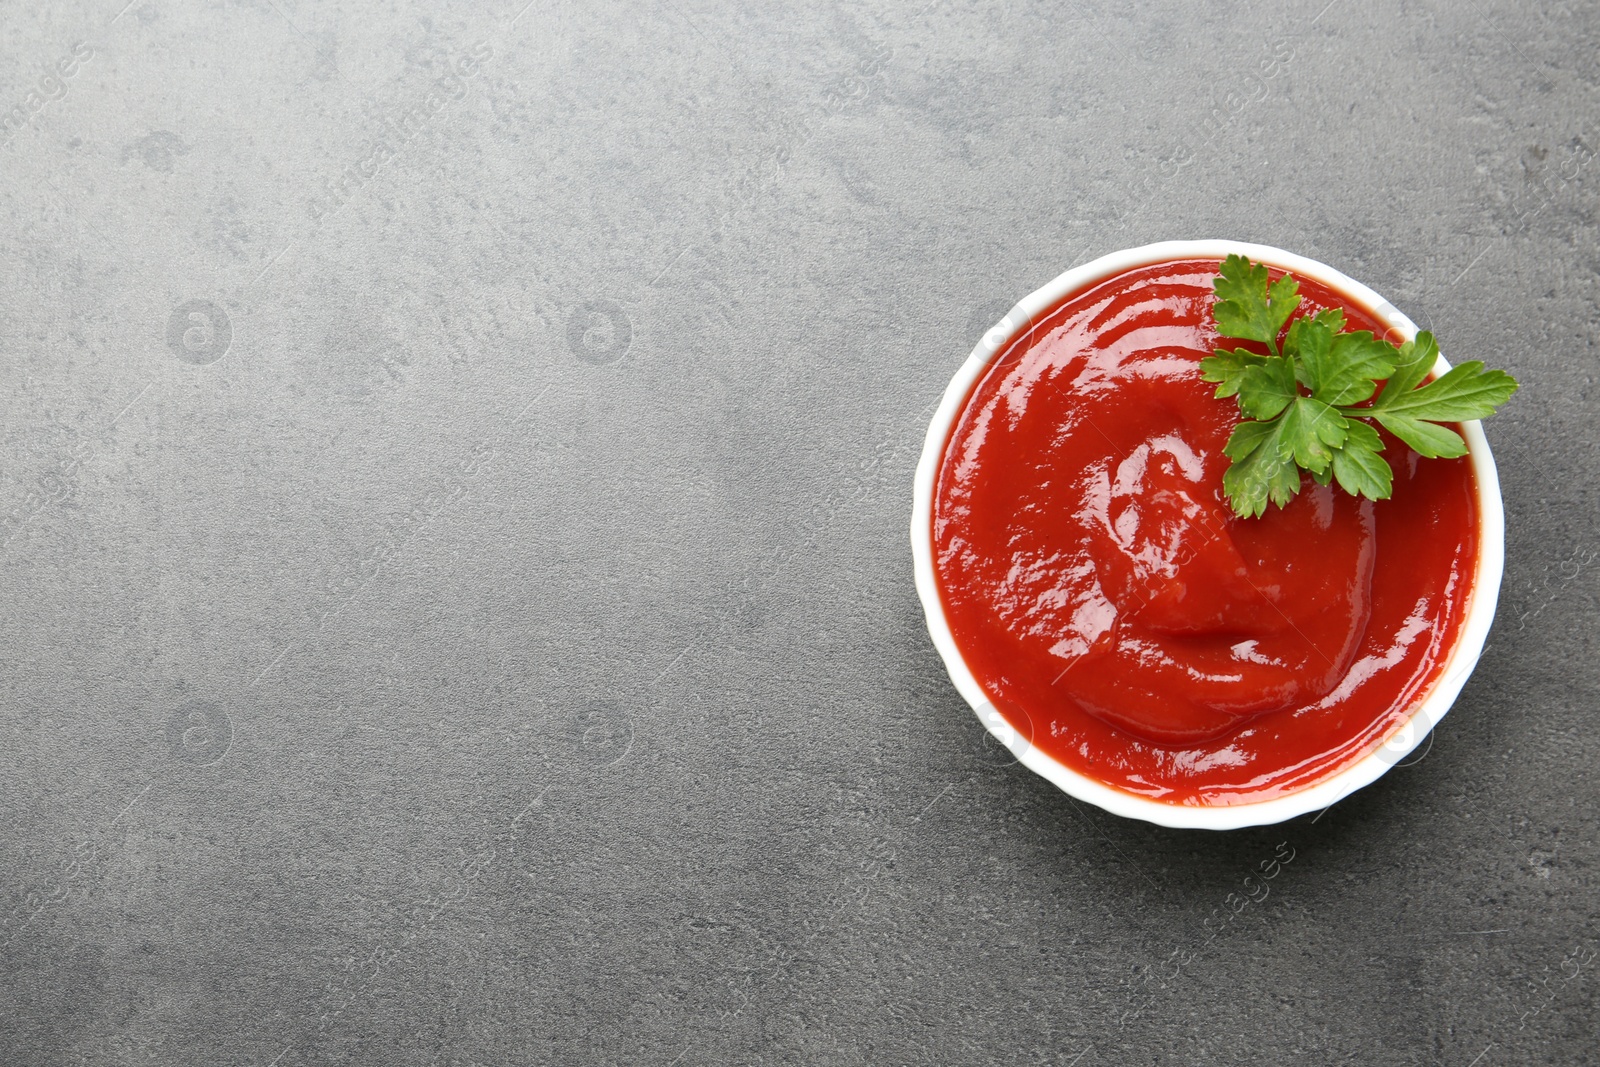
[
  {"xmin": 1277, "ymin": 397, "xmax": 1348, "ymax": 476},
  {"xmin": 1376, "ymin": 332, "xmax": 1438, "ymax": 401},
  {"xmin": 1202, "ymin": 259, "xmax": 1519, "ymax": 517},
  {"xmin": 1363, "ymin": 352, "xmax": 1517, "ymax": 457},
  {"xmin": 1329, "ymin": 420, "xmax": 1393, "ymax": 500},
  {"xmin": 1197, "ymin": 348, "xmax": 1267, "ymax": 399},
  {"xmin": 1221, "ymin": 418, "xmax": 1301, "ymax": 519},
  {"xmin": 1287, "ymin": 311, "xmax": 1396, "ymax": 407},
  {"xmin": 1236, "ymin": 355, "xmax": 1299, "ymax": 420},
  {"xmin": 1212, "ymin": 254, "xmax": 1302, "ymax": 353},
  {"xmin": 1367, "ymin": 412, "xmax": 1470, "ymax": 459},
  {"xmin": 1367, "ymin": 356, "xmax": 1520, "ymax": 421}
]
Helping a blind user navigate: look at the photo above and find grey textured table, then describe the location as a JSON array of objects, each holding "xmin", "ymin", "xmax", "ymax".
[{"xmin": 2, "ymin": 1, "xmax": 1597, "ymax": 1064}]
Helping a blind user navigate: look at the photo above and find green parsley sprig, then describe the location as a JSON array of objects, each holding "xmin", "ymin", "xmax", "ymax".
[{"xmin": 1200, "ymin": 255, "xmax": 1519, "ymax": 518}]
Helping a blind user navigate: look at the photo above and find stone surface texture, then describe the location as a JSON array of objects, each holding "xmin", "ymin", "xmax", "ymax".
[{"xmin": 1, "ymin": 1, "xmax": 1597, "ymax": 1064}]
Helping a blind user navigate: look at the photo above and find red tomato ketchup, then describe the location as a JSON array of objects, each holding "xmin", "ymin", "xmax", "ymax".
[{"xmin": 933, "ymin": 260, "xmax": 1478, "ymax": 805}]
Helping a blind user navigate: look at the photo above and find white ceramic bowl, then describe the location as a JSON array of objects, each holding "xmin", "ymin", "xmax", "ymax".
[{"xmin": 910, "ymin": 240, "xmax": 1505, "ymax": 830}]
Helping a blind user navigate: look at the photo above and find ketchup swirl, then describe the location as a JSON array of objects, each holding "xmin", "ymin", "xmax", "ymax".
[{"xmin": 933, "ymin": 261, "xmax": 1478, "ymax": 804}]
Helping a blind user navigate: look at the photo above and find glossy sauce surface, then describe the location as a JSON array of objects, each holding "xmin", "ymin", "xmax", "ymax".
[{"xmin": 933, "ymin": 260, "xmax": 1478, "ymax": 804}]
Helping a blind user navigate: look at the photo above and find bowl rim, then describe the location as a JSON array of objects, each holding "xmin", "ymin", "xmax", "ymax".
[{"xmin": 909, "ymin": 239, "xmax": 1505, "ymax": 830}]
